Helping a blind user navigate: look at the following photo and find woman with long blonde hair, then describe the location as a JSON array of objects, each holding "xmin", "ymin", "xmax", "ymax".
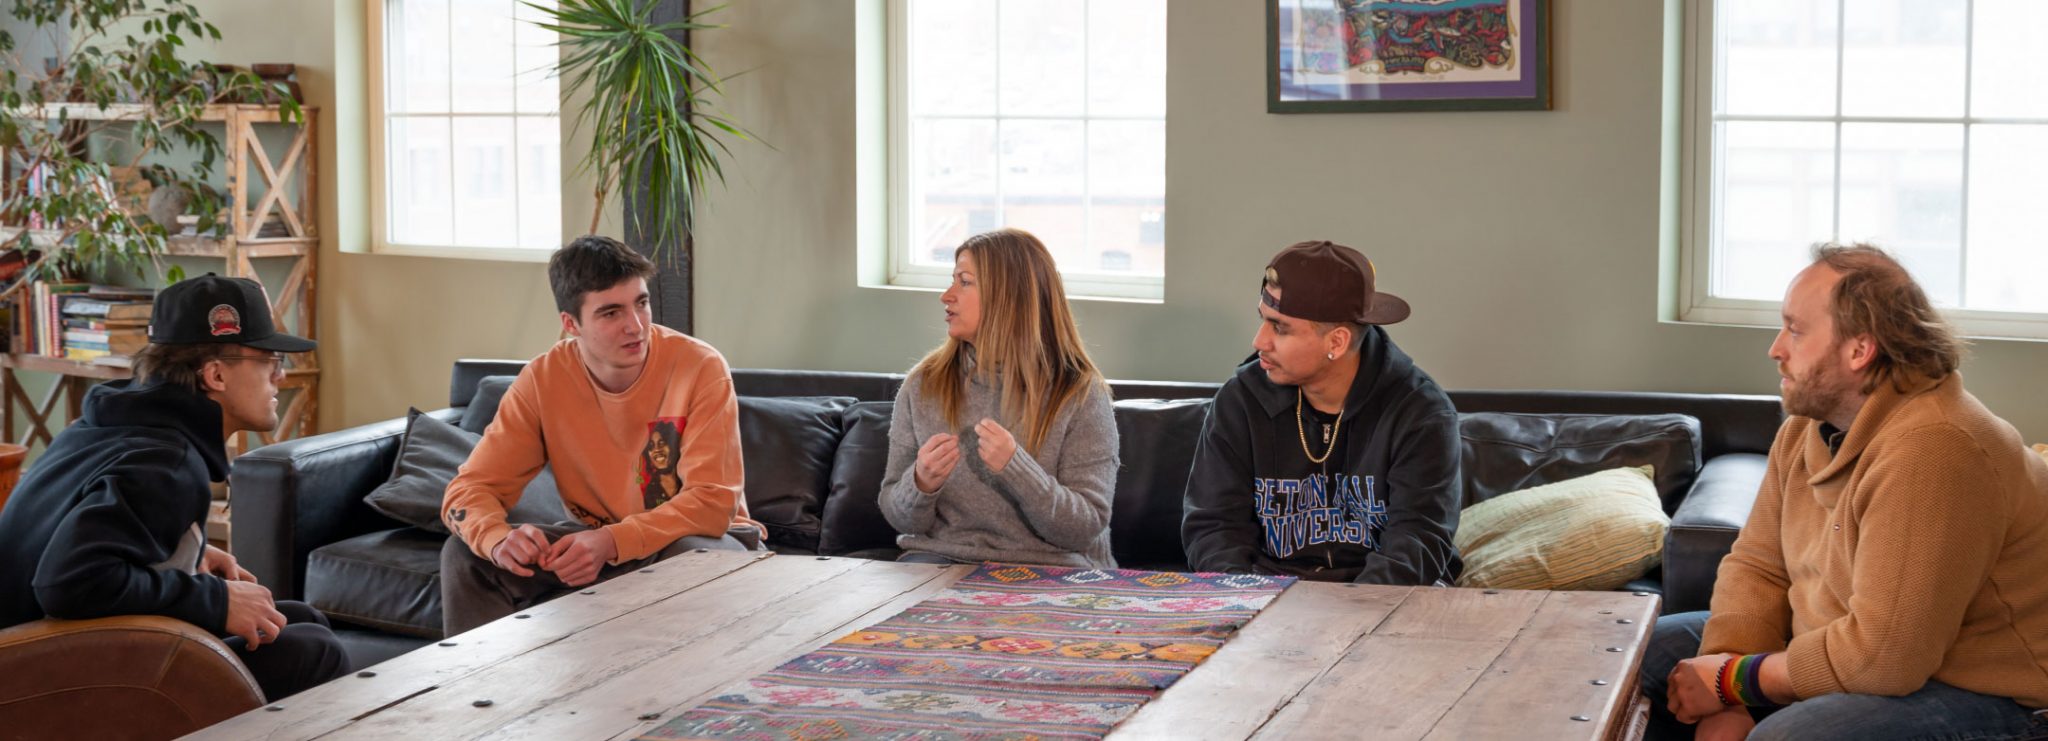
[{"xmin": 877, "ymin": 228, "xmax": 1119, "ymax": 568}]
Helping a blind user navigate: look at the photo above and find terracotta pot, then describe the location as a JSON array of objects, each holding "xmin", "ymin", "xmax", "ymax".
[{"xmin": 0, "ymin": 443, "xmax": 27, "ymax": 514}]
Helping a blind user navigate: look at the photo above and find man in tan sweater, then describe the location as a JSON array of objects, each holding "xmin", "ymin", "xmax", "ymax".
[
  {"xmin": 1637, "ymin": 244, "xmax": 2048, "ymax": 740},
  {"xmin": 438, "ymin": 236, "xmax": 761, "ymax": 635}
]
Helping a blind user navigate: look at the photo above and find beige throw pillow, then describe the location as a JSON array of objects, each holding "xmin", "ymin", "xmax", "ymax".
[{"xmin": 1455, "ymin": 465, "xmax": 1668, "ymax": 591}]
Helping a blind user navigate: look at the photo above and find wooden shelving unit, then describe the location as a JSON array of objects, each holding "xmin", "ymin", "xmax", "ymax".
[{"xmin": 1, "ymin": 103, "xmax": 321, "ymax": 454}]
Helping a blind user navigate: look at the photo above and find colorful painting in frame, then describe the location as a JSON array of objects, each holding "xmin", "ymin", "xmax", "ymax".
[{"xmin": 1268, "ymin": 0, "xmax": 1551, "ymax": 112}]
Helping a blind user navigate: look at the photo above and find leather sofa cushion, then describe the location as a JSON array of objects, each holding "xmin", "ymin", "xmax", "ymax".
[
  {"xmin": 305, "ymin": 528, "xmax": 446, "ymax": 639},
  {"xmin": 1663, "ymin": 453, "xmax": 1768, "ymax": 613},
  {"xmin": 459, "ymin": 375, "xmax": 517, "ymax": 434},
  {"xmin": 1459, "ymin": 412, "xmax": 1703, "ymax": 513},
  {"xmin": 365, "ymin": 408, "xmax": 570, "ymax": 534},
  {"xmin": 739, "ymin": 396, "xmax": 857, "ymax": 551},
  {"xmin": 1110, "ymin": 398, "xmax": 1210, "ymax": 570},
  {"xmin": 820, "ymin": 402, "xmax": 898, "ymax": 556}
]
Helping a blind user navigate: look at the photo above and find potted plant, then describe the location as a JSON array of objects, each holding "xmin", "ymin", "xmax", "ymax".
[
  {"xmin": 527, "ymin": 0, "xmax": 755, "ymax": 269},
  {"xmin": 0, "ymin": 0, "xmax": 295, "ymax": 288}
]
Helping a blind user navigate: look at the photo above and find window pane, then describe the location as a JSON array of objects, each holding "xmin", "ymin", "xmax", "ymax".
[
  {"xmin": 1718, "ymin": 0, "xmax": 1838, "ymax": 116},
  {"xmin": 513, "ymin": 0, "xmax": 558, "ymax": 114},
  {"xmin": 911, "ymin": 118, "xmax": 998, "ymax": 267},
  {"xmin": 998, "ymin": 0, "xmax": 1085, "ymax": 117},
  {"xmin": 1000, "ymin": 119, "xmax": 1085, "ymax": 267},
  {"xmin": 388, "ymin": 0, "xmax": 450, "ymax": 114},
  {"xmin": 388, "ymin": 116, "xmax": 452, "ymax": 245},
  {"xmin": 1841, "ymin": 0, "xmax": 1965, "ymax": 118},
  {"xmin": 1837, "ymin": 123, "xmax": 1963, "ymax": 306},
  {"xmin": 517, "ymin": 116, "xmax": 562, "ymax": 249},
  {"xmin": 449, "ymin": 0, "xmax": 517, "ymax": 113},
  {"xmin": 1971, "ymin": 0, "xmax": 2048, "ymax": 119},
  {"xmin": 1965, "ymin": 125, "xmax": 2048, "ymax": 313},
  {"xmin": 1087, "ymin": 0, "xmax": 1166, "ymax": 118},
  {"xmin": 910, "ymin": 0, "xmax": 996, "ymax": 116},
  {"xmin": 452, "ymin": 117, "xmax": 519, "ymax": 248},
  {"xmin": 1086, "ymin": 120, "xmax": 1164, "ymax": 276},
  {"xmin": 1714, "ymin": 121, "xmax": 1836, "ymax": 301}
]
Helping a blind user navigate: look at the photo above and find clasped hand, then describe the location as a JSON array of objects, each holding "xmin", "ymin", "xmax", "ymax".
[{"xmin": 490, "ymin": 524, "xmax": 618, "ymax": 587}]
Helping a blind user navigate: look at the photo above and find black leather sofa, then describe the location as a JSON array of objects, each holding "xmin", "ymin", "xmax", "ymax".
[{"xmin": 232, "ymin": 360, "xmax": 1783, "ymax": 667}]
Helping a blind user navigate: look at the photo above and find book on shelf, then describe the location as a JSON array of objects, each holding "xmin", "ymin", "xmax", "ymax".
[
  {"xmin": 62, "ymin": 346, "xmax": 110, "ymax": 362},
  {"xmin": 63, "ymin": 316, "xmax": 148, "ymax": 331},
  {"xmin": 62, "ymin": 327, "xmax": 145, "ymax": 355},
  {"xmin": 59, "ymin": 297, "xmax": 151, "ymax": 321}
]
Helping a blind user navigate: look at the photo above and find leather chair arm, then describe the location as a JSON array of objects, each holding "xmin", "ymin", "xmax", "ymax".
[
  {"xmin": 0, "ymin": 615, "xmax": 263, "ymax": 737},
  {"xmin": 1661, "ymin": 453, "xmax": 1768, "ymax": 614}
]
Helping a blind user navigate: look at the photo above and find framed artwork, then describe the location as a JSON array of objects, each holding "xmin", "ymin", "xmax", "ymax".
[{"xmin": 1268, "ymin": 0, "xmax": 1551, "ymax": 113}]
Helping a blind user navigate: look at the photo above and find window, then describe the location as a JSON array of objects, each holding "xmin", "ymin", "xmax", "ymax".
[
  {"xmin": 888, "ymin": 0, "xmax": 1168, "ymax": 300},
  {"xmin": 372, "ymin": 0, "xmax": 562, "ymax": 256},
  {"xmin": 1682, "ymin": 0, "xmax": 2048, "ymax": 337}
]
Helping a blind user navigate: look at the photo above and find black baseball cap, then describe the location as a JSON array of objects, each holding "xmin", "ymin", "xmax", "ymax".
[
  {"xmin": 147, "ymin": 273, "xmax": 316, "ymax": 353},
  {"xmin": 1260, "ymin": 240, "xmax": 1410, "ymax": 325}
]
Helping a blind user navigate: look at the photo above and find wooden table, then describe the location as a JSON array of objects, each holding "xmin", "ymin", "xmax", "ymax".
[{"xmin": 191, "ymin": 551, "xmax": 1658, "ymax": 740}]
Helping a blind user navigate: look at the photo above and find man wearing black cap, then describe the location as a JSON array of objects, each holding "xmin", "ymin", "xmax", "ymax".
[
  {"xmin": 0, "ymin": 273, "xmax": 350, "ymax": 701},
  {"xmin": 1182, "ymin": 241, "xmax": 1463, "ymax": 584}
]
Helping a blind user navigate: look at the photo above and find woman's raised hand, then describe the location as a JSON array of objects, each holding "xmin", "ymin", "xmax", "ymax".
[{"xmin": 913, "ymin": 433, "xmax": 960, "ymax": 494}]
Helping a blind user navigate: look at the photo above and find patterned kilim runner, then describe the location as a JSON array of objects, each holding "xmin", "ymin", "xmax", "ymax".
[{"xmin": 642, "ymin": 563, "xmax": 1295, "ymax": 740}]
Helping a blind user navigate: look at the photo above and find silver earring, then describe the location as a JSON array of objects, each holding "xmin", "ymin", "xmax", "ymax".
[{"xmin": 1326, "ymin": 353, "xmax": 1335, "ymax": 360}]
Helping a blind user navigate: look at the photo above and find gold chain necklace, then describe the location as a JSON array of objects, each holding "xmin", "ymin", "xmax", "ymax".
[{"xmin": 1295, "ymin": 387, "xmax": 1342, "ymax": 464}]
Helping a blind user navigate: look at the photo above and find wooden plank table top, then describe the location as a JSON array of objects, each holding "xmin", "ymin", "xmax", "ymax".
[{"xmin": 190, "ymin": 553, "xmax": 1659, "ymax": 741}]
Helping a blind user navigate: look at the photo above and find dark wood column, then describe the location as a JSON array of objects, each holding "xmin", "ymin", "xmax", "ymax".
[{"xmin": 631, "ymin": 0, "xmax": 694, "ymax": 333}]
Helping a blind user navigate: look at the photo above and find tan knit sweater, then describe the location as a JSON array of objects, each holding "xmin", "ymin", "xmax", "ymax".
[{"xmin": 1702, "ymin": 372, "xmax": 2048, "ymax": 705}]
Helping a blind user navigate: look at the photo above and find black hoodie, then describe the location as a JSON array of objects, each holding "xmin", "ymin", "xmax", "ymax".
[
  {"xmin": 0, "ymin": 379, "xmax": 230, "ymax": 631},
  {"xmin": 1181, "ymin": 326, "xmax": 1462, "ymax": 584}
]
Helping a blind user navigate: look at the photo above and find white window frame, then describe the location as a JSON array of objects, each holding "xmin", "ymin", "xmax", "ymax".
[
  {"xmin": 1677, "ymin": 0, "xmax": 2048, "ymax": 340},
  {"xmin": 884, "ymin": 0, "xmax": 1166, "ymax": 302},
  {"xmin": 365, "ymin": 0, "xmax": 562, "ymax": 262}
]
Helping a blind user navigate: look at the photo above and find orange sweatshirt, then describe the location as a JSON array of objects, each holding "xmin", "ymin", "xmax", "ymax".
[
  {"xmin": 441, "ymin": 325, "xmax": 756, "ymax": 563},
  {"xmin": 1702, "ymin": 372, "xmax": 2048, "ymax": 705}
]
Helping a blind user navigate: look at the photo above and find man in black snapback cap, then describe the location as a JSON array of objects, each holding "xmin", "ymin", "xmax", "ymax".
[
  {"xmin": 1182, "ymin": 241, "xmax": 1463, "ymax": 584},
  {"xmin": 0, "ymin": 273, "xmax": 349, "ymax": 702}
]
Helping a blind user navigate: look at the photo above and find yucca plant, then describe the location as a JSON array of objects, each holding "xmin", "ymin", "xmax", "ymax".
[
  {"xmin": 0, "ymin": 0, "xmax": 296, "ymax": 286},
  {"xmin": 526, "ymin": 0, "xmax": 753, "ymax": 263}
]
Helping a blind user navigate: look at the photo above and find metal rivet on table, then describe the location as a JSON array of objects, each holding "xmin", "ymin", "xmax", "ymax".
[
  {"xmin": 265, "ymin": 706, "xmax": 284, "ymax": 712},
  {"xmin": 1483, "ymin": 589, "xmax": 1499, "ymax": 595},
  {"xmin": 640, "ymin": 569, "xmax": 656, "ymax": 574},
  {"xmin": 638, "ymin": 712, "xmax": 662, "ymax": 721},
  {"xmin": 1616, "ymin": 619, "xmax": 1634, "ymax": 624},
  {"xmin": 1591, "ymin": 679, "xmax": 1609, "ymax": 686},
  {"xmin": 439, "ymin": 641, "xmax": 458, "ymax": 647},
  {"xmin": 1606, "ymin": 647, "xmax": 1624, "ymax": 653},
  {"xmin": 581, "ymin": 590, "xmax": 597, "ymax": 595},
  {"xmin": 473, "ymin": 699, "xmax": 494, "ymax": 708},
  {"xmin": 694, "ymin": 548, "xmax": 708, "ymax": 553},
  {"xmin": 816, "ymin": 556, "xmax": 830, "ymax": 561},
  {"xmin": 515, "ymin": 614, "xmax": 531, "ymax": 619},
  {"xmin": 1599, "ymin": 610, "xmax": 1614, "ymax": 615},
  {"xmin": 1633, "ymin": 592, "xmax": 1652, "ymax": 597},
  {"xmin": 1344, "ymin": 583, "xmax": 1358, "ymax": 588},
  {"xmin": 356, "ymin": 671, "xmax": 377, "ymax": 678},
  {"xmin": 1571, "ymin": 715, "xmax": 1591, "ymax": 722}
]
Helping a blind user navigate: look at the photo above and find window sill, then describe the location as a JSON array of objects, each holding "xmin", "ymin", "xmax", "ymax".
[
  {"xmin": 1679, "ymin": 299, "xmax": 2048, "ymax": 343},
  {"xmin": 368, "ymin": 243, "xmax": 556, "ymax": 264}
]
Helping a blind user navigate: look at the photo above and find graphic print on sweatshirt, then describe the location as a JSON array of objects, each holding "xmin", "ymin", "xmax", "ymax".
[
  {"xmin": 638, "ymin": 417, "xmax": 687, "ymax": 509},
  {"xmin": 1254, "ymin": 473, "xmax": 1388, "ymax": 558}
]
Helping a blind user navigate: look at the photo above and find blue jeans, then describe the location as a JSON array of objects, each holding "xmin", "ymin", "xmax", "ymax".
[{"xmin": 1639, "ymin": 611, "xmax": 2048, "ymax": 741}]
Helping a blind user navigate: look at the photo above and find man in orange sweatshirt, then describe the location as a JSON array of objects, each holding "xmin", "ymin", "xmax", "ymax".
[
  {"xmin": 1637, "ymin": 244, "xmax": 2048, "ymax": 740},
  {"xmin": 439, "ymin": 236, "xmax": 761, "ymax": 635}
]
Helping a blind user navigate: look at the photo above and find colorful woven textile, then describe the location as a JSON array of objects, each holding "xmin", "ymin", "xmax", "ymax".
[{"xmin": 643, "ymin": 563, "xmax": 1294, "ymax": 740}]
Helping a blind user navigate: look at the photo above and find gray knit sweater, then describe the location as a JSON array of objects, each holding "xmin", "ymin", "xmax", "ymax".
[{"xmin": 878, "ymin": 366, "xmax": 1119, "ymax": 569}]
